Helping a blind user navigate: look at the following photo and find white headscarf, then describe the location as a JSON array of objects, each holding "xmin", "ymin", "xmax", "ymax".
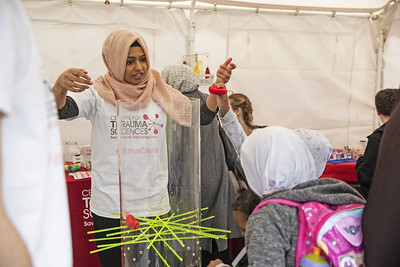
[
  {"xmin": 241, "ymin": 126, "xmax": 316, "ymax": 197},
  {"xmin": 293, "ymin": 128, "xmax": 332, "ymax": 178}
]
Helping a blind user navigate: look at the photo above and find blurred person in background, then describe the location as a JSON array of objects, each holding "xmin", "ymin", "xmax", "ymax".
[{"xmin": 356, "ymin": 88, "xmax": 398, "ymax": 199}]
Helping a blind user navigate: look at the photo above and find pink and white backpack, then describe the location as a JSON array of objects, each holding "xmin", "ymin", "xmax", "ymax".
[{"xmin": 252, "ymin": 199, "xmax": 365, "ymax": 267}]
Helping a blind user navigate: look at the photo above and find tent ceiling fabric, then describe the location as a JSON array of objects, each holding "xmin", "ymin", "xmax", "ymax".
[{"xmin": 22, "ymin": 1, "xmax": 400, "ymax": 148}]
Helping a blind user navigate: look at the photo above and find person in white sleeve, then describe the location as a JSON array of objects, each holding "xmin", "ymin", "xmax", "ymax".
[{"xmin": 0, "ymin": 1, "xmax": 72, "ymax": 267}]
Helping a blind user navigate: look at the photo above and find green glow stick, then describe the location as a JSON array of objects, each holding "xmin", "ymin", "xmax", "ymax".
[
  {"xmin": 122, "ymin": 208, "xmax": 166, "ymax": 247},
  {"xmin": 137, "ymin": 228, "xmax": 170, "ymax": 267},
  {"xmin": 91, "ymin": 225, "xmax": 227, "ymax": 246},
  {"xmin": 90, "ymin": 243, "xmax": 121, "ymax": 254},
  {"xmin": 87, "ymin": 225, "xmax": 123, "ymax": 234},
  {"xmin": 159, "ymin": 224, "xmax": 222, "ymax": 239},
  {"xmin": 145, "ymin": 205, "xmax": 185, "ymax": 247},
  {"xmin": 95, "ymin": 235, "xmax": 211, "ymax": 247},
  {"xmin": 145, "ymin": 216, "xmax": 184, "ymax": 261},
  {"xmin": 200, "ymin": 216, "xmax": 215, "ymax": 222},
  {"xmin": 90, "ymin": 207, "xmax": 207, "ymax": 235},
  {"xmin": 89, "ymin": 206, "xmax": 230, "ymax": 266},
  {"xmin": 147, "ymin": 224, "xmax": 183, "ymax": 261},
  {"xmin": 165, "ymin": 220, "xmax": 231, "ymax": 233},
  {"xmin": 147, "ymin": 213, "xmax": 175, "ymax": 249}
]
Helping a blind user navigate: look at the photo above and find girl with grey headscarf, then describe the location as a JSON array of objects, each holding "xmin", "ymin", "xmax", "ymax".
[
  {"xmin": 161, "ymin": 64, "xmax": 242, "ymax": 267},
  {"xmin": 293, "ymin": 127, "xmax": 333, "ymax": 179},
  {"xmin": 241, "ymin": 126, "xmax": 365, "ymax": 267}
]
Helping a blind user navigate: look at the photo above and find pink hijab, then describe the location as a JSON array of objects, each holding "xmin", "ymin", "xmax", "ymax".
[{"xmin": 93, "ymin": 28, "xmax": 191, "ymax": 126}]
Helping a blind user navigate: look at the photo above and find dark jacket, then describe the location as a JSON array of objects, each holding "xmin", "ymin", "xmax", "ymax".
[
  {"xmin": 355, "ymin": 123, "xmax": 386, "ymax": 198},
  {"xmin": 363, "ymin": 98, "xmax": 400, "ymax": 266},
  {"xmin": 180, "ymin": 90, "xmax": 242, "ymax": 252}
]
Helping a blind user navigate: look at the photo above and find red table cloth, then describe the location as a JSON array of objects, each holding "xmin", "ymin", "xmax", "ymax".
[
  {"xmin": 65, "ymin": 174, "xmax": 101, "ymax": 267},
  {"xmin": 319, "ymin": 161, "xmax": 357, "ymax": 184}
]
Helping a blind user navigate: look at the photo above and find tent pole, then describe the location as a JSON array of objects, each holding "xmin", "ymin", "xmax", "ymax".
[
  {"xmin": 187, "ymin": 0, "xmax": 196, "ymax": 67},
  {"xmin": 374, "ymin": 29, "xmax": 384, "ymax": 130},
  {"xmin": 69, "ymin": 0, "xmax": 384, "ymax": 18}
]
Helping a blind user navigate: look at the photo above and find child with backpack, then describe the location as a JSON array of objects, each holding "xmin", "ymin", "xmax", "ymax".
[{"xmin": 241, "ymin": 126, "xmax": 366, "ymax": 267}]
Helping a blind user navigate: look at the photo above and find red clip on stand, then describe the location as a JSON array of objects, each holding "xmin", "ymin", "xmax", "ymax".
[{"xmin": 209, "ymin": 85, "xmax": 227, "ymax": 95}]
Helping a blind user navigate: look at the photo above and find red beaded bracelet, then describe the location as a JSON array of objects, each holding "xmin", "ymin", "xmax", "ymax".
[{"xmin": 209, "ymin": 85, "xmax": 227, "ymax": 95}]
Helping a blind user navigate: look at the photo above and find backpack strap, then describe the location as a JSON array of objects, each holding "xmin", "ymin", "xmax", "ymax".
[
  {"xmin": 252, "ymin": 198, "xmax": 301, "ymax": 214},
  {"xmin": 252, "ymin": 199, "xmax": 306, "ymax": 267}
]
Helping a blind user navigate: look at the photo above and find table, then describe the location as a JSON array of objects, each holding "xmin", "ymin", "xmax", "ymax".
[
  {"xmin": 65, "ymin": 174, "xmax": 102, "ymax": 267},
  {"xmin": 319, "ymin": 161, "xmax": 358, "ymax": 184}
]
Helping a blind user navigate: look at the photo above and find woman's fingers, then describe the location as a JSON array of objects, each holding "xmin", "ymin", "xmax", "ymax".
[{"xmin": 61, "ymin": 68, "xmax": 93, "ymax": 92}]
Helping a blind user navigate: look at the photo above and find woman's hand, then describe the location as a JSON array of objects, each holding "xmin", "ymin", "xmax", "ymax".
[
  {"xmin": 207, "ymin": 258, "xmax": 225, "ymax": 267},
  {"xmin": 51, "ymin": 68, "xmax": 93, "ymax": 109},
  {"xmin": 53, "ymin": 68, "xmax": 92, "ymax": 95},
  {"xmin": 215, "ymin": 58, "xmax": 236, "ymax": 84}
]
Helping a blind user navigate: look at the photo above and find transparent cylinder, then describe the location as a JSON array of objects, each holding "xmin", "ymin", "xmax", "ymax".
[{"xmin": 117, "ymin": 98, "xmax": 201, "ymax": 267}]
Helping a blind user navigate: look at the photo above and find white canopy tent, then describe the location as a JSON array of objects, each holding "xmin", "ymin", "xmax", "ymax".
[{"xmin": 22, "ymin": 0, "xmax": 400, "ymax": 148}]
